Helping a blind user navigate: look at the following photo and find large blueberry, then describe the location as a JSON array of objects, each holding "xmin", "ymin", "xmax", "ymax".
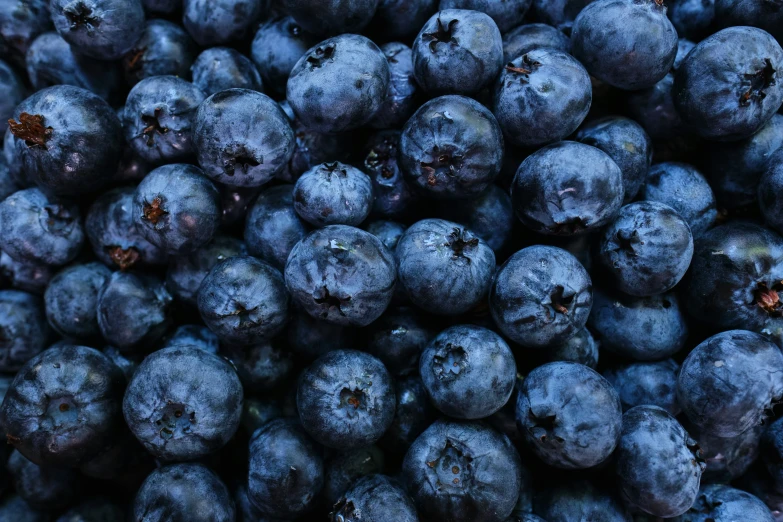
[
  {"xmin": 182, "ymin": 0, "xmax": 264, "ymax": 46},
  {"xmin": 603, "ymin": 359, "xmax": 680, "ymax": 415},
  {"xmin": 191, "ymin": 47, "xmax": 263, "ymax": 96},
  {"xmin": 0, "ymin": 290, "xmax": 49, "ymax": 373},
  {"xmin": 122, "ymin": 19, "xmax": 197, "ymax": 86},
  {"xmin": 362, "ymin": 130, "xmax": 419, "ymax": 220},
  {"xmin": 330, "ymin": 474, "xmax": 418, "ymax": 522},
  {"xmin": 502, "ymin": 23, "xmax": 571, "ymax": 63},
  {"xmin": 50, "ymin": 0, "xmax": 144, "ymax": 60},
  {"xmin": 244, "ymin": 184, "xmax": 308, "ymax": 270},
  {"xmin": 251, "ymin": 16, "xmax": 317, "ymax": 96},
  {"xmin": 123, "ymin": 346, "xmax": 243, "ymax": 461},
  {"xmin": 490, "ymin": 245, "xmax": 592, "ymax": 349},
  {"xmin": 44, "ymin": 262, "xmax": 110, "ymax": 341},
  {"xmin": 297, "ymin": 350, "xmax": 395, "ymax": 449},
  {"xmin": 293, "ymin": 162, "xmax": 374, "ymax": 228},
  {"xmin": 369, "ymin": 42, "xmax": 419, "ymax": 129}
]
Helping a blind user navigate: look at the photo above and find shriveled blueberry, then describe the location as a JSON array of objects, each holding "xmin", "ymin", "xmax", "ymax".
[
  {"xmin": 251, "ymin": 16, "xmax": 317, "ymax": 96},
  {"xmin": 248, "ymin": 418, "xmax": 324, "ymax": 518},
  {"xmin": 191, "ymin": 47, "xmax": 263, "ymax": 96},
  {"xmin": 244, "ymin": 185, "xmax": 308, "ymax": 270},
  {"xmin": 380, "ymin": 375, "xmax": 437, "ymax": 455},
  {"xmin": 182, "ymin": 0, "xmax": 264, "ymax": 46},
  {"xmin": 0, "ymin": 290, "xmax": 49, "ymax": 372},
  {"xmin": 293, "ymin": 162, "xmax": 374, "ymax": 228},
  {"xmin": 50, "ymin": 0, "xmax": 144, "ymax": 60},
  {"xmin": 533, "ymin": 480, "xmax": 632, "ymax": 522},
  {"xmin": 323, "ymin": 446, "xmax": 385, "ymax": 505},
  {"xmin": 0, "ymin": 251, "xmax": 53, "ymax": 295},
  {"xmin": 281, "ymin": 0, "xmax": 379, "ymax": 35},
  {"xmin": 285, "ymin": 225, "xmax": 396, "ymax": 327},
  {"xmin": 364, "ymin": 306, "xmax": 434, "ymax": 376},
  {"xmin": 502, "ymin": 23, "xmax": 571, "ymax": 63},
  {"xmin": 490, "ymin": 245, "xmax": 592, "ymax": 349},
  {"xmin": 161, "ymin": 324, "xmax": 219, "ymax": 354},
  {"xmin": 297, "ymin": 350, "xmax": 395, "ymax": 449},
  {"xmin": 362, "ymin": 130, "xmax": 418, "ymax": 220},
  {"xmin": 44, "ymin": 262, "xmax": 110, "ymax": 341},
  {"xmin": 123, "ymin": 346, "xmax": 243, "ymax": 461},
  {"xmin": 330, "ymin": 474, "xmax": 418, "ymax": 522},
  {"xmin": 403, "ymin": 419, "xmax": 522, "ymax": 522},
  {"xmin": 603, "ymin": 359, "xmax": 680, "ymax": 415},
  {"xmin": 122, "ymin": 19, "xmax": 197, "ymax": 86},
  {"xmin": 369, "ymin": 42, "xmax": 418, "ymax": 130},
  {"xmin": 7, "ymin": 450, "xmax": 80, "ymax": 510},
  {"xmin": 0, "ymin": 345, "xmax": 125, "ymax": 467}
]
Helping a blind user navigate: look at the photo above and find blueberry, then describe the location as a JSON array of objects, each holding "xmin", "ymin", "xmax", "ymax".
[
  {"xmin": 603, "ymin": 359, "xmax": 680, "ymax": 415},
  {"xmin": 715, "ymin": 0, "xmax": 783, "ymax": 43},
  {"xmin": 182, "ymin": 0, "xmax": 264, "ymax": 46},
  {"xmin": 56, "ymin": 498, "xmax": 125, "ymax": 522},
  {"xmin": 0, "ymin": 290, "xmax": 49, "ymax": 373},
  {"xmin": 101, "ymin": 346, "xmax": 140, "ymax": 381},
  {"xmin": 517, "ymin": 362, "xmax": 621, "ymax": 469},
  {"xmin": 7, "ymin": 450, "xmax": 80, "ymax": 510},
  {"xmin": 124, "ymin": 346, "xmax": 243, "ymax": 461},
  {"xmin": 161, "ymin": 324, "xmax": 220, "ymax": 354},
  {"xmin": 0, "ymin": 188, "xmax": 85, "ymax": 266},
  {"xmin": 0, "ymin": 60, "xmax": 28, "ymax": 131},
  {"xmin": 0, "ymin": 143, "xmax": 21, "ymax": 199},
  {"xmin": 0, "ymin": 0, "xmax": 51, "ymax": 66},
  {"xmin": 689, "ymin": 420, "xmax": 761, "ymax": 484},
  {"xmin": 281, "ymin": 112, "xmax": 347, "ymax": 182},
  {"xmin": 674, "ymin": 27, "xmax": 783, "ymax": 141},
  {"xmin": 166, "ymin": 234, "xmax": 246, "ymax": 306},
  {"xmin": 50, "ymin": 0, "xmax": 145, "ymax": 60},
  {"xmin": 530, "ymin": 0, "xmax": 594, "ymax": 34},
  {"xmin": 194, "ymin": 89, "xmax": 295, "ymax": 187},
  {"xmin": 641, "ymin": 162, "xmax": 718, "ymax": 237},
  {"xmin": 544, "ymin": 327, "xmax": 599, "ymax": 369},
  {"xmin": 380, "ymin": 375, "xmax": 436, "ymax": 455},
  {"xmin": 675, "ymin": 484, "xmax": 775, "ymax": 522},
  {"xmin": 251, "ymin": 16, "xmax": 317, "ymax": 96},
  {"xmin": 122, "ymin": 19, "xmax": 197, "ymax": 86},
  {"xmin": 244, "ymin": 185, "xmax": 308, "ymax": 270},
  {"xmin": 420, "ymin": 324, "xmax": 515, "ymax": 419},
  {"xmin": 218, "ymin": 184, "xmax": 262, "ymax": 227},
  {"xmin": 132, "ymin": 164, "xmax": 221, "ymax": 255},
  {"xmin": 403, "ymin": 419, "xmax": 522, "ymax": 522},
  {"xmin": 7, "ymin": 85, "xmax": 123, "ymax": 196},
  {"xmin": 323, "ymin": 446, "xmax": 385, "ymax": 504},
  {"xmin": 490, "ymin": 245, "xmax": 592, "ymax": 348},
  {"xmin": 364, "ymin": 306, "xmax": 434, "ymax": 376},
  {"xmin": 221, "ymin": 340, "xmax": 293, "ymax": 392},
  {"xmin": 502, "ymin": 23, "xmax": 571, "ymax": 63},
  {"xmin": 366, "ymin": 0, "xmax": 438, "ymax": 43},
  {"xmin": 362, "ymin": 130, "xmax": 419, "ymax": 220},
  {"xmin": 668, "ymin": 0, "xmax": 715, "ymax": 41},
  {"xmin": 588, "ymin": 288, "xmax": 688, "ymax": 360},
  {"xmin": 287, "ymin": 34, "xmax": 390, "ymax": 133},
  {"xmin": 240, "ymin": 397, "xmax": 282, "ymax": 435},
  {"xmin": 132, "ymin": 463, "xmax": 235, "ymax": 522},
  {"xmin": 297, "ymin": 350, "xmax": 395, "ymax": 449},
  {"xmin": 191, "ymin": 47, "xmax": 263, "ymax": 97},
  {"xmin": 575, "ymin": 116, "xmax": 652, "ymax": 203},
  {"xmin": 760, "ymin": 151, "xmax": 783, "ymax": 234},
  {"xmin": 678, "ymin": 330, "xmax": 783, "ymax": 438},
  {"xmin": 25, "ymin": 32, "xmax": 122, "ymax": 103},
  {"xmin": 85, "ymin": 186, "xmax": 167, "ymax": 271},
  {"xmin": 122, "ymin": 76, "xmax": 206, "ymax": 164},
  {"xmin": 369, "ymin": 42, "xmax": 419, "ymax": 130},
  {"xmin": 510, "ymin": 141, "xmax": 624, "ymax": 236},
  {"xmin": 285, "ymin": 225, "xmax": 396, "ymax": 326},
  {"xmin": 413, "ymin": 10, "xmax": 502, "ymax": 95},
  {"xmin": 281, "ymin": 0, "xmax": 379, "ymax": 35},
  {"xmin": 572, "ymin": 0, "xmax": 677, "ymax": 90},
  {"xmin": 0, "ymin": 251, "xmax": 53, "ymax": 295},
  {"xmin": 617, "ymin": 406, "xmax": 705, "ymax": 517},
  {"xmin": 400, "ymin": 95, "xmax": 504, "ymax": 199},
  {"xmin": 439, "ymin": 0, "xmax": 530, "ymax": 33},
  {"xmin": 197, "ymin": 255, "xmax": 289, "ymax": 345},
  {"xmin": 247, "ymin": 418, "xmax": 324, "ymax": 518},
  {"xmin": 532, "ymin": 480, "xmax": 632, "ymax": 522},
  {"xmin": 285, "ymin": 308, "xmax": 354, "ymax": 360},
  {"xmin": 0, "ymin": 495, "xmax": 49, "ymax": 522},
  {"xmin": 494, "ymin": 50, "xmax": 591, "ymax": 148},
  {"xmin": 330, "ymin": 474, "xmax": 418, "ymax": 522},
  {"xmin": 0, "ymin": 345, "xmax": 125, "ymax": 467},
  {"xmin": 598, "ymin": 201, "xmax": 694, "ymax": 297},
  {"xmin": 762, "ymin": 416, "xmax": 783, "ymax": 487},
  {"xmin": 364, "ymin": 219, "xmax": 406, "ymax": 251},
  {"xmin": 293, "ymin": 162, "xmax": 374, "ymax": 228},
  {"xmin": 44, "ymin": 262, "xmax": 110, "ymax": 341}
]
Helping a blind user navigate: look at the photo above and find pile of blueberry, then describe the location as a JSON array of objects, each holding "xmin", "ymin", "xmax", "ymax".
[{"xmin": 2, "ymin": 0, "xmax": 783, "ymax": 520}]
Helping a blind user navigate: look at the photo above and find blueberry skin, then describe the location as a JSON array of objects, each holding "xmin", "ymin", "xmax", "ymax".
[
  {"xmin": 617, "ymin": 406, "xmax": 704, "ymax": 517},
  {"xmin": 546, "ymin": 327, "xmax": 598, "ymax": 368},
  {"xmin": 511, "ymin": 141, "xmax": 624, "ymax": 236},
  {"xmin": 191, "ymin": 47, "xmax": 263, "ymax": 97},
  {"xmin": 668, "ymin": 0, "xmax": 715, "ymax": 41},
  {"xmin": 502, "ymin": 23, "xmax": 571, "ymax": 63},
  {"xmin": 603, "ymin": 359, "xmax": 680, "ymax": 415},
  {"xmin": 439, "ymin": 0, "xmax": 530, "ymax": 33},
  {"xmin": 285, "ymin": 225, "xmax": 396, "ymax": 327},
  {"xmin": 599, "ymin": 201, "xmax": 694, "ymax": 297},
  {"xmin": 97, "ymin": 272, "xmax": 172, "ymax": 350},
  {"xmin": 532, "ymin": 480, "xmax": 632, "ymax": 522},
  {"xmin": 572, "ymin": 0, "xmax": 677, "ymax": 90},
  {"xmin": 297, "ymin": 350, "xmax": 395, "ymax": 449},
  {"xmin": 683, "ymin": 222, "xmax": 783, "ymax": 344},
  {"xmin": 490, "ymin": 246, "xmax": 592, "ymax": 349},
  {"xmin": 7, "ymin": 450, "xmax": 80, "ymax": 510},
  {"xmin": 244, "ymin": 185, "xmax": 308, "ymax": 270},
  {"xmin": 0, "ymin": 0, "xmax": 51, "ymax": 66},
  {"xmin": 162, "ymin": 324, "xmax": 219, "ymax": 354},
  {"xmin": 123, "ymin": 19, "xmax": 197, "ymax": 86},
  {"xmin": 25, "ymin": 32, "xmax": 121, "ymax": 104},
  {"xmin": 400, "ymin": 95, "xmax": 504, "ymax": 199},
  {"xmin": 0, "ymin": 495, "xmax": 49, "ymax": 522},
  {"xmin": 0, "ymin": 142, "xmax": 21, "ymax": 198},
  {"xmin": 7, "ymin": 85, "xmax": 123, "ymax": 197},
  {"xmin": 396, "ymin": 219, "xmax": 495, "ymax": 315},
  {"xmin": 365, "ymin": 306, "xmax": 434, "ymax": 376},
  {"xmin": 362, "ymin": 130, "xmax": 419, "ymax": 220},
  {"xmin": 124, "ymin": 346, "xmax": 243, "ymax": 461},
  {"xmin": 132, "ymin": 463, "xmax": 235, "ymax": 522},
  {"xmin": 122, "ymin": 76, "xmax": 206, "ymax": 164},
  {"xmin": 674, "ymin": 27, "xmax": 783, "ymax": 141},
  {"xmin": 588, "ymin": 288, "xmax": 688, "ymax": 361},
  {"xmin": 412, "ymin": 10, "xmax": 503, "ymax": 95},
  {"xmin": 86, "ymin": 186, "xmax": 167, "ymax": 271},
  {"xmin": 575, "ymin": 116, "xmax": 652, "ymax": 204},
  {"xmin": 673, "ymin": 484, "xmax": 775, "ymax": 522},
  {"xmin": 294, "ymin": 162, "xmax": 374, "ymax": 228},
  {"xmin": 382, "ymin": 376, "xmax": 436, "ymax": 456},
  {"xmin": 0, "ymin": 251, "xmax": 53, "ymax": 295},
  {"xmin": 251, "ymin": 16, "xmax": 317, "ymax": 96},
  {"xmin": 44, "ymin": 262, "xmax": 110, "ymax": 340},
  {"xmin": 692, "ymin": 420, "xmax": 761, "ymax": 484},
  {"xmin": 0, "ymin": 290, "xmax": 49, "ymax": 373},
  {"xmin": 197, "ymin": 256, "xmax": 289, "ymax": 345},
  {"xmin": 0, "ymin": 345, "xmax": 125, "ymax": 467},
  {"xmin": 166, "ymin": 235, "xmax": 246, "ymax": 306},
  {"xmin": 641, "ymin": 162, "xmax": 717, "ymax": 238},
  {"xmin": 281, "ymin": 0, "xmax": 379, "ymax": 35},
  {"xmin": 494, "ymin": 50, "xmax": 590, "ymax": 149},
  {"xmin": 0, "ymin": 188, "xmax": 85, "ymax": 266},
  {"xmin": 437, "ymin": 185, "xmax": 513, "ymax": 254},
  {"xmin": 221, "ymin": 340, "xmax": 293, "ymax": 392},
  {"xmin": 281, "ymin": 113, "xmax": 347, "ymax": 182},
  {"xmin": 331, "ymin": 474, "xmax": 418, "ymax": 522},
  {"xmin": 424, "ymin": 325, "xmax": 515, "ymax": 420},
  {"xmin": 194, "ymin": 89, "xmax": 295, "ymax": 187},
  {"xmin": 50, "ymin": 0, "xmax": 145, "ymax": 61},
  {"xmin": 365, "ymin": 219, "xmax": 406, "ymax": 251},
  {"xmin": 369, "ymin": 42, "xmax": 419, "ymax": 130},
  {"xmin": 678, "ymin": 330, "xmax": 783, "ymax": 439},
  {"xmin": 247, "ymin": 419, "xmax": 324, "ymax": 518},
  {"xmin": 132, "ymin": 164, "xmax": 221, "ymax": 255},
  {"xmin": 715, "ymin": 0, "xmax": 783, "ymax": 42},
  {"xmin": 182, "ymin": 0, "xmax": 264, "ymax": 46},
  {"xmin": 760, "ymin": 151, "xmax": 783, "ymax": 234},
  {"xmin": 530, "ymin": 0, "xmax": 594, "ymax": 33},
  {"xmin": 517, "ymin": 362, "xmax": 622, "ymax": 469},
  {"xmin": 367, "ymin": 0, "xmax": 438, "ymax": 43},
  {"xmin": 762, "ymin": 416, "xmax": 783, "ymax": 486},
  {"xmin": 403, "ymin": 419, "xmax": 522, "ymax": 522},
  {"xmin": 287, "ymin": 34, "xmax": 390, "ymax": 134},
  {"xmin": 323, "ymin": 446, "xmax": 385, "ymax": 505}
]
